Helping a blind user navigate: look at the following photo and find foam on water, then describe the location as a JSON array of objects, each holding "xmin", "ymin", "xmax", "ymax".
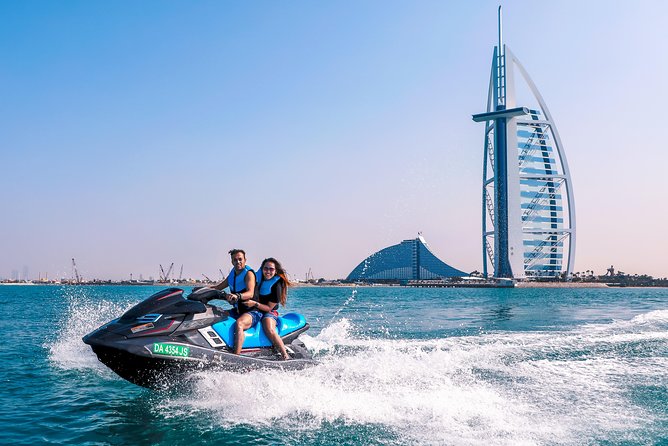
[
  {"xmin": 47, "ymin": 288, "xmax": 136, "ymax": 373},
  {"xmin": 47, "ymin": 289, "xmax": 668, "ymax": 445},
  {"xmin": 628, "ymin": 308, "xmax": 668, "ymax": 325},
  {"xmin": 154, "ymin": 309, "xmax": 668, "ymax": 445}
]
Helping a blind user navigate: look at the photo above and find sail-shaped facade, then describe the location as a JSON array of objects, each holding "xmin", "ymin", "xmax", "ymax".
[{"xmin": 472, "ymin": 8, "xmax": 575, "ymax": 279}]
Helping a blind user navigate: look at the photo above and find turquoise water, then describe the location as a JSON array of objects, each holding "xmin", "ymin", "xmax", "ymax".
[{"xmin": 1, "ymin": 285, "xmax": 667, "ymax": 445}]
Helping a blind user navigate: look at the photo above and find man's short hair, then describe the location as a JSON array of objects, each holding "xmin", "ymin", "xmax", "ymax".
[{"xmin": 228, "ymin": 249, "xmax": 246, "ymax": 258}]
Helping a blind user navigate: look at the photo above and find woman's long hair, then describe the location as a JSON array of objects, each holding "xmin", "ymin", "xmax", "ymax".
[{"xmin": 260, "ymin": 257, "xmax": 290, "ymax": 306}]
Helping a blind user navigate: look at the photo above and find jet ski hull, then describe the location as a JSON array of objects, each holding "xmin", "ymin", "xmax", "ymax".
[{"xmin": 88, "ymin": 339, "xmax": 314, "ymax": 390}]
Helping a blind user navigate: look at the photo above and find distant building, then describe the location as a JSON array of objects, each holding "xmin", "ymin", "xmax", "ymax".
[
  {"xmin": 472, "ymin": 7, "xmax": 575, "ymax": 279},
  {"xmin": 346, "ymin": 235, "xmax": 466, "ymax": 281}
]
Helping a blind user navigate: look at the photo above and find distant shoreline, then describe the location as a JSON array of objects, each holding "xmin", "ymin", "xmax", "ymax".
[{"xmin": 515, "ymin": 282, "xmax": 611, "ymax": 288}]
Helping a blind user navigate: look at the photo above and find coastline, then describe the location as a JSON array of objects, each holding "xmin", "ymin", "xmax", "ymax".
[{"xmin": 514, "ymin": 282, "xmax": 609, "ymax": 288}]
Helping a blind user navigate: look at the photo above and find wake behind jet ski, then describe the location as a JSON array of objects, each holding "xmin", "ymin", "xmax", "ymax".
[{"xmin": 83, "ymin": 287, "xmax": 315, "ymax": 389}]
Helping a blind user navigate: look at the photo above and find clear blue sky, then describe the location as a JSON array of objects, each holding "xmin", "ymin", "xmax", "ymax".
[{"xmin": 2, "ymin": 1, "xmax": 666, "ymax": 281}]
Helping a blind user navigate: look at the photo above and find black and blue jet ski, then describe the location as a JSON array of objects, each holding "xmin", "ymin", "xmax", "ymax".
[{"xmin": 83, "ymin": 287, "xmax": 315, "ymax": 389}]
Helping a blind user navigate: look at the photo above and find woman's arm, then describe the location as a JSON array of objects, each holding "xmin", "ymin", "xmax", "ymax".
[
  {"xmin": 247, "ymin": 298, "xmax": 278, "ymax": 313},
  {"xmin": 247, "ymin": 281, "xmax": 281, "ymax": 311}
]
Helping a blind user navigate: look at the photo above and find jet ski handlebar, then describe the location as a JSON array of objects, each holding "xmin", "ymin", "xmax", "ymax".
[{"xmin": 187, "ymin": 287, "xmax": 231, "ymax": 304}]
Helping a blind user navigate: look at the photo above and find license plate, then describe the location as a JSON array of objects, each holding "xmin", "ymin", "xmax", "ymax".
[{"xmin": 152, "ymin": 343, "xmax": 190, "ymax": 358}]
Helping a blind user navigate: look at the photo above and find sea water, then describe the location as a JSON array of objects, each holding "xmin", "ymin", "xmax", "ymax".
[{"xmin": 0, "ymin": 285, "xmax": 667, "ymax": 445}]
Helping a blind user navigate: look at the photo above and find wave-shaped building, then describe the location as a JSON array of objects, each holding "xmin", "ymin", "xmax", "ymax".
[
  {"xmin": 346, "ymin": 235, "xmax": 466, "ymax": 281},
  {"xmin": 472, "ymin": 7, "xmax": 576, "ymax": 279}
]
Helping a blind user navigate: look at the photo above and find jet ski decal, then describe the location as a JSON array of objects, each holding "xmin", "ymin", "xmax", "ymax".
[
  {"xmin": 130, "ymin": 322, "xmax": 154, "ymax": 333},
  {"xmin": 157, "ymin": 290, "xmax": 183, "ymax": 301},
  {"xmin": 141, "ymin": 320, "xmax": 176, "ymax": 335},
  {"xmin": 136, "ymin": 313, "xmax": 162, "ymax": 323}
]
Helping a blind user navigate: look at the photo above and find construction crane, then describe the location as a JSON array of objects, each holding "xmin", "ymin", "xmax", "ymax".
[
  {"xmin": 202, "ymin": 273, "xmax": 212, "ymax": 282},
  {"xmin": 178, "ymin": 264, "xmax": 184, "ymax": 281},
  {"xmin": 71, "ymin": 258, "xmax": 81, "ymax": 284},
  {"xmin": 164, "ymin": 263, "xmax": 174, "ymax": 282},
  {"xmin": 159, "ymin": 263, "xmax": 174, "ymax": 282},
  {"xmin": 219, "ymin": 269, "xmax": 226, "ymax": 281}
]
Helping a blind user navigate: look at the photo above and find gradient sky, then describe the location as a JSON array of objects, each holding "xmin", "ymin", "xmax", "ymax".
[{"xmin": 2, "ymin": 1, "xmax": 667, "ymax": 281}]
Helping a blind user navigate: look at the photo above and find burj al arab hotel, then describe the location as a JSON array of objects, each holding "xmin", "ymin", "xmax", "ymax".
[{"xmin": 472, "ymin": 7, "xmax": 575, "ymax": 279}]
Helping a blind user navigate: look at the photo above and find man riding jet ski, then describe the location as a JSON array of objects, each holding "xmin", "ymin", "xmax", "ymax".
[{"xmin": 83, "ymin": 287, "xmax": 315, "ymax": 389}]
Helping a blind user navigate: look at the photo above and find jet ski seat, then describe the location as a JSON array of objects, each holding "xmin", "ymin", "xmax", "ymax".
[{"xmin": 212, "ymin": 312, "xmax": 307, "ymax": 349}]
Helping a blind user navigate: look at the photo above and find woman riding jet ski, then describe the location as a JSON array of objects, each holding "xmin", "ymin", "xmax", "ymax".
[{"xmin": 83, "ymin": 287, "xmax": 315, "ymax": 389}]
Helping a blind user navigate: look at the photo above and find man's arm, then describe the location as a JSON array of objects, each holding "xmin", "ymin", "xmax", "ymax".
[
  {"xmin": 236, "ymin": 271, "xmax": 256, "ymax": 302},
  {"xmin": 210, "ymin": 277, "xmax": 228, "ymax": 291}
]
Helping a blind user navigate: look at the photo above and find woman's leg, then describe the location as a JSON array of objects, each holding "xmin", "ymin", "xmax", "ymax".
[
  {"xmin": 262, "ymin": 317, "xmax": 289, "ymax": 359},
  {"xmin": 233, "ymin": 313, "xmax": 253, "ymax": 355}
]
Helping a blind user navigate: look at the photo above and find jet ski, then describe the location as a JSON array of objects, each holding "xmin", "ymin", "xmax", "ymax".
[{"xmin": 83, "ymin": 287, "xmax": 316, "ymax": 389}]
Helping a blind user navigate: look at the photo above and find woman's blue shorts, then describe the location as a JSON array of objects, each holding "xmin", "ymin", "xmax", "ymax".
[{"xmin": 261, "ymin": 310, "xmax": 280, "ymax": 323}]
